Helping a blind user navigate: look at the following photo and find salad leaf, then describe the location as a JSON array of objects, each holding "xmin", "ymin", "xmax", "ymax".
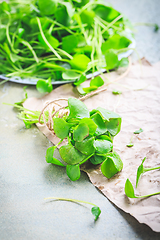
[
  {"xmin": 101, "ymin": 151, "xmax": 123, "ymax": 179},
  {"xmin": 66, "ymin": 164, "xmax": 81, "ymax": 181}
]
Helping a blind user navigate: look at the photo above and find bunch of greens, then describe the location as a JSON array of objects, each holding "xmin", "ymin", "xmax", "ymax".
[
  {"xmin": 45, "ymin": 97, "xmax": 123, "ymax": 181},
  {"xmin": 13, "ymin": 97, "xmax": 123, "ymax": 181},
  {"xmin": 0, "ymin": 0, "xmax": 133, "ymax": 92},
  {"xmin": 125, "ymin": 157, "xmax": 160, "ymax": 199}
]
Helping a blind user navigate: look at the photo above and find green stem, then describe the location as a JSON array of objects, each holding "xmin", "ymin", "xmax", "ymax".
[
  {"xmin": 79, "ymin": 153, "xmax": 95, "ymax": 165},
  {"xmin": 36, "ymin": 17, "xmax": 62, "ymax": 60},
  {"xmin": 137, "ymin": 191, "xmax": 160, "ymax": 198},
  {"xmin": 44, "ymin": 197, "xmax": 97, "ymax": 207},
  {"xmin": 144, "ymin": 166, "xmax": 160, "ymax": 172}
]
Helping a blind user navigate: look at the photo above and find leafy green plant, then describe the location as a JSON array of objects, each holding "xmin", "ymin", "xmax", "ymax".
[
  {"xmin": 0, "ymin": 0, "xmax": 134, "ymax": 93},
  {"xmin": 11, "ymin": 97, "xmax": 123, "ymax": 181},
  {"xmin": 44, "ymin": 98, "xmax": 123, "ymax": 181},
  {"xmin": 134, "ymin": 128, "xmax": 143, "ymax": 134},
  {"xmin": 44, "ymin": 197, "xmax": 101, "ymax": 221},
  {"xmin": 125, "ymin": 157, "xmax": 160, "ymax": 199},
  {"xmin": 125, "ymin": 179, "xmax": 160, "ymax": 199},
  {"xmin": 136, "ymin": 157, "xmax": 160, "ymax": 187}
]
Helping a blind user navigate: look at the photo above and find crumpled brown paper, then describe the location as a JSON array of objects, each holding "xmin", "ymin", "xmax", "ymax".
[{"xmin": 24, "ymin": 59, "xmax": 160, "ymax": 232}]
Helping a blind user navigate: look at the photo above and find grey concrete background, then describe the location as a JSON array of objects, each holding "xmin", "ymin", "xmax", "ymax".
[{"xmin": 0, "ymin": 0, "xmax": 160, "ymax": 239}]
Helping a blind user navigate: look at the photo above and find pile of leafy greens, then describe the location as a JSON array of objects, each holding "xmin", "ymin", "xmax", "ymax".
[
  {"xmin": 15, "ymin": 97, "xmax": 123, "ymax": 181},
  {"xmin": 0, "ymin": 0, "xmax": 133, "ymax": 92}
]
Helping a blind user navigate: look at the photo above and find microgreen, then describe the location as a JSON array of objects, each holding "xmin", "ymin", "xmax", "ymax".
[
  {"xmin": 0, "ymin": 0, "xmax": 134, "ymax": 93},
  {"xmin": 126, "ymin": 136, "xmax": 134, "ymax": 147},
  {"xmin": 136, "ymin": 157, "xmax": 160, "ymax": 187},
  {"xmin": 44, "ymin": 197, "xmax": 101, "ymax": 221},
  {"xmin": 125, "ymin": 179, "xmax": 160, "ymax": 199},
  {"xmin": 112, "ymin": 90, "xmax": 122, "ymax": 95},
  {"xmin": 134, "ymin": 128, "xmax": 143, "ymax": 134}
]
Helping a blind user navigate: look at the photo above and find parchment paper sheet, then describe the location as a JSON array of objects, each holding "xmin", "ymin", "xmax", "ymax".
[{"xmin": 24, "ymin": 60, "xmax": 160, "ymax": 232}]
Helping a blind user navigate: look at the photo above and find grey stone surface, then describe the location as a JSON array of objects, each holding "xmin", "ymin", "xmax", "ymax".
[{"xmin": 0, "ymin": 1, "xmax": 160, "ymax": 239}]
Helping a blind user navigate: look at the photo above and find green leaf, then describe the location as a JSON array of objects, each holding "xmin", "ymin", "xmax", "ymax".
[
  {"xmin": 74, "ymin": 74, "xmax": 86, "ymax": 86},
  {"xmin": 134, "ymin": 128, "xmax": 143, "ymax": 134},
  {"xmin": 73, "ymin": 122, "xmax": 89, "ymax": 142},
  {"xmin": 126, "ymin": 143, "xmax": 134, "ymax": 147},
  {"xmin": 90, "ymin": 108, "xmax": 122, "ymax": 136},
  {"xmin": 125, "ymin": 179, "xmax": 137, "ymax": 198},
  {"xmin": 38, "ymin": 0, "xmax": 57, "ymax": 15},
  {"xmin": 79, "ymin": 118, "xmax": 97, "ymax": 135},
  {"xmin": 125, "ymin": 178, "xmax": 160, "ymax": 199},
  {"xmin": 91, "ymin": 107, "xmax": 121, "ymax": 122},
  {"xmin": 105, "ymin": 118, "xmax": 122, "ymax": 136},
  {"xmin": 136, "ymin": 161, "xmax": 145, "ymax": 188},
  {"xmin": 62, "ymin": 70, "xmax": 80, "ymax": 80},
  {"xmin": 80, "ymin": 10, "xmax": 95, "ymax": 27},
  {"xmin": 55, "ymin": 5, "xmax": 70, "ymax": 26},
  {"xmin": 66, "ymin": 164, "xmax": 81, "ymax": 181},
  {"xmin": 53, "ymin": 118, "xmax": 71, "ymax": 139},
  {"xmin": 105, "ymin": 49, "xmax": 119, "ymax": 70},
  {"xmin": 59, "ymin": 144, "xmax": 86, "ymax": 165},
  {"xmin": 62, "ymin": 35, "xmax": 78, "ymax": 53},
  {"xmin": 75, "ymin": 136, "xmax": 95, "ymax": 155},
  {"xmin": 101, "ymin": 151, "xmax": 123, "ymax": 179},
  {"xmin": 36, "ymin": 79, "xmax": 53, "ymax": 93},
  {"xmin": 102, "ymin": 34, "xmax": 131, "ymax": 53},
  {"xmin": 46, "ymin": 146, "xmax": 65, "ymax": 166},
  {"xmin": 83, "ymin": 76, "xmax": 104, "ymax": 93},
  {"xmin": 62, "ymin": 2, "xmax": 75, "ymax": 18},
  {"xmin": 91, "ymin": 206, "xmax": 101, "ymax": 221},
  {"xmin": 94, "ymin": 139, "xmax": 113, "ymax": 154},
  {"xmin": 97, "ymin": 134, "xmax": 113, "ymax": 143},
  {"xmin": 94, "ymin": 5, "xmax": 120, "ymax": 22},
  {"xmin": 90, "ymin": 76, "xmax": 104, "ymax": 87},
  {"xmin": 82, "ymin": 86, "xmax": 98, "ymax": 93},
  {"xmin": 90, "ymin": 155, "xmax": 106, "ymax": 165},
  {"xmin": 67, "ymin": 97, "xmax": 90, "ymax": 120},
  {"xmin": 112, "ymin": 90, "xmax": 122, "ymax": 95},
  {"xmin": 90, "ymin": 113, "xmax": 107, "ymax": 136},
  {"xmin": 70, "ymin": 54, "xmax": 90, "ymax": 71}
]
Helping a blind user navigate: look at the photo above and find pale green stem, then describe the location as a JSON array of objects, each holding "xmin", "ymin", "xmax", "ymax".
[
  {"xmin": 36, "ymin": 17, "xmax": 62, "ymax": 60},
  {"xmin": 44, "ymin": 197, "xmax": 97, "ymax": 207}
]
